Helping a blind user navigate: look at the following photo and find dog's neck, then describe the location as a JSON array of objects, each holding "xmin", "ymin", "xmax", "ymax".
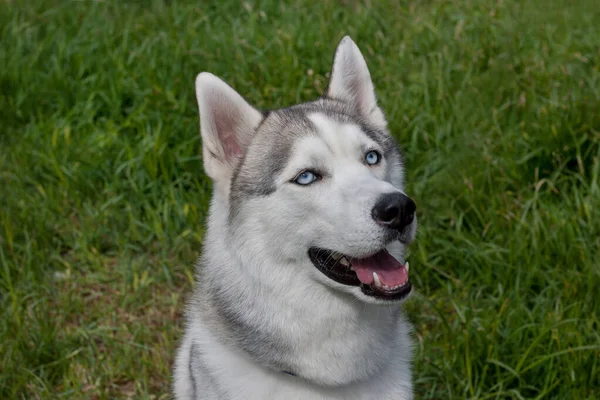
[{"xmin": 192, "ymin": 196, "xmax": 411, "ymax": 386}]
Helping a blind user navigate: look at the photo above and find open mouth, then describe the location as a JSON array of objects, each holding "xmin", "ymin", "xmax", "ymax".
[{"xmin": 308, "ymin": 247, "xmax": 411, "ymax": 300}]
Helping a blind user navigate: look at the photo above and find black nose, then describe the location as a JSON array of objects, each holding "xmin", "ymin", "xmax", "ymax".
[{"xmin": 371, "ymin": 192, "xmax": 416, "ymax": 231}]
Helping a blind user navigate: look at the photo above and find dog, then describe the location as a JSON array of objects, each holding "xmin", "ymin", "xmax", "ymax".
[{"xmin": 174, "ymin": 36, "xmax": 417, "ymax": 400}]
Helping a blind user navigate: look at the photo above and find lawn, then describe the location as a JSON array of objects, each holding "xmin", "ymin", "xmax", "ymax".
[{"xmin": 1, "ymin": 0, "xmax": 599, "ymax": 398}]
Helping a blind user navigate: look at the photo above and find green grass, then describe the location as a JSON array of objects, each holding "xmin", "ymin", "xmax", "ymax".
[{"xmin": 1, "ymin": 0, "xmax": 599, "ymax": 398}]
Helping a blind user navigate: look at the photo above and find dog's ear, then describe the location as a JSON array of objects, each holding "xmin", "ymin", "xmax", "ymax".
[
  {"xmin": 327, "ymin": 36, "xmax": 386, "ymax": 127},
  {"xmin": 195, "ymin": 73, "xmax": 263, "ymax": 186}
]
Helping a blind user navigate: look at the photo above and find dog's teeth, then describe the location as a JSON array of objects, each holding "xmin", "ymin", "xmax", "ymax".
[
  {"xmin": 405, "ymin": 261, "xmax": 409, "ymax": 273},
  {"xmin": 372, "ymin": 272, "xmax": 382, "ymax": 288},
  {"xmin": 331, "ymin": 252, "xmax": 343, "ymax": 261},
  {"xmin": 339, "ymin": 257, "xmax": 350, "ymax": 267}
]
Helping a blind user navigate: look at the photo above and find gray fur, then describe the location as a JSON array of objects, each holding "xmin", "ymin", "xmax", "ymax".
[
  {"xmin": 189, "ymin": 342, "xmax": 227, "ymax": 399},
  {"xmin": 174, "ymin": 36, "xmax": 417, "ymax": 400},
  {"xmin": 231, "ymin": 110, "xmax": 317, "ymax": 198},
  {"xmin": 202, "ymin": 270, "xmax": 294, "ymax": 370},
  {"xmin": 229, "ymin": 97, "xmax": 403, "ymax": 216}
]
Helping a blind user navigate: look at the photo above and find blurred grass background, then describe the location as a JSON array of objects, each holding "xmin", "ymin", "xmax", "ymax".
[{"xmin": 1, "ymin": 0, "xmax": 599, "ymax": 398}]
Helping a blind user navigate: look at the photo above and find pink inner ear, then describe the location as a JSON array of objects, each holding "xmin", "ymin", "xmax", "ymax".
[
  {"xmin": 213, "ymin": 102, "xmax": 243, "ymax": 162},
  {"xmin": 219, "ymin": 130, "xmax": 242, "ymax": 162}
]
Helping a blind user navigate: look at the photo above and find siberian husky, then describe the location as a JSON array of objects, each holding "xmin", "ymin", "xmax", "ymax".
[{"xmin": 174, "ymin": 36, "xmax": 417, "ymax": 399}]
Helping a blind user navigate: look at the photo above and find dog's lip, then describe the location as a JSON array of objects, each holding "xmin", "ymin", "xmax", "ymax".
[
  {"xmin": 308, "ymin": 247, "xmax": 412, "ymax": 301},
  {"xmin": 308, "ymin": 248, "xmax": 361, "ymax": 287}
]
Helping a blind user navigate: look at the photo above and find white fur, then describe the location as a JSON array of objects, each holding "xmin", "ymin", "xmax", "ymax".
[
  {"xmin": 175, "ymin": 178, "xmax": 414, "ymax": 398},
  {"xmin": 176, "ymin": 314, "xmax": 413, "ymax": 400},
  {"xmin": 174, "ymin": 36, "xmax": 416, "ymax": 399}
]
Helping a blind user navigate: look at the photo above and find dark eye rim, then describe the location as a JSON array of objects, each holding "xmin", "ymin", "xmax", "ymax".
[
  {"xmin": 365, "ymin": 149, "xmax": 382, "ymax": 165},
  {"xmin": 291, "ymin": 170, "xmax": 322, "ymax": 185}
]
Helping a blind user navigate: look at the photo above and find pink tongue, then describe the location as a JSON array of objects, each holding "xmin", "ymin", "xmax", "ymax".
[{"xmin": 352, "ymin": 249, "xmax": 408, "ymax": 287}]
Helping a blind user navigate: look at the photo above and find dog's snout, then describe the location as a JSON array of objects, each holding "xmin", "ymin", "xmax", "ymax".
[{"xmin": 371, "ymin": 192, "xmax": 416, "ymax": 231}]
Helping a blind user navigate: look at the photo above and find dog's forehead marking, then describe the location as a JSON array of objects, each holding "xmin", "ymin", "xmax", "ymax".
[{"xmin": 307, "ymin": 112, "xmax": 376, "ymax": 155}]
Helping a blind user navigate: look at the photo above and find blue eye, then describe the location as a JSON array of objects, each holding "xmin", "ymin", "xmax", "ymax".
[
  {"xmin": 295, "ymin": 171, "xmax": 318, "ymax": 185},
  {"xmin": 365, "ymin": 150, "xmax": 381, "ymax": 165}
]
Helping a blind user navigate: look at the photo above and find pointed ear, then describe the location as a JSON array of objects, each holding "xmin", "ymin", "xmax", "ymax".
[
  {"xmin": 326, "ymin": 36, "xmax": 386, "ymax": 127},
  {"xmin": 195, "ymin": 73, "xmax": 263, "ymax": 185}
]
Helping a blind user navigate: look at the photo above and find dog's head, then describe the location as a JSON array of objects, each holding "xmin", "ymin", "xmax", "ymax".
[{"xmin": 195, "ymin": 37, "xmax": 416, "ymax": 304}]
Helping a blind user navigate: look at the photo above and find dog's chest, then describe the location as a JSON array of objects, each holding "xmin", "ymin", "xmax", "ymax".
[
  {"xmin": 201, "ymin": 333, "xmax": 413, "ymax": 400},
  {"xmin": 222, "ymin": 364, "xmax": 413, "ymax": 400}
]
